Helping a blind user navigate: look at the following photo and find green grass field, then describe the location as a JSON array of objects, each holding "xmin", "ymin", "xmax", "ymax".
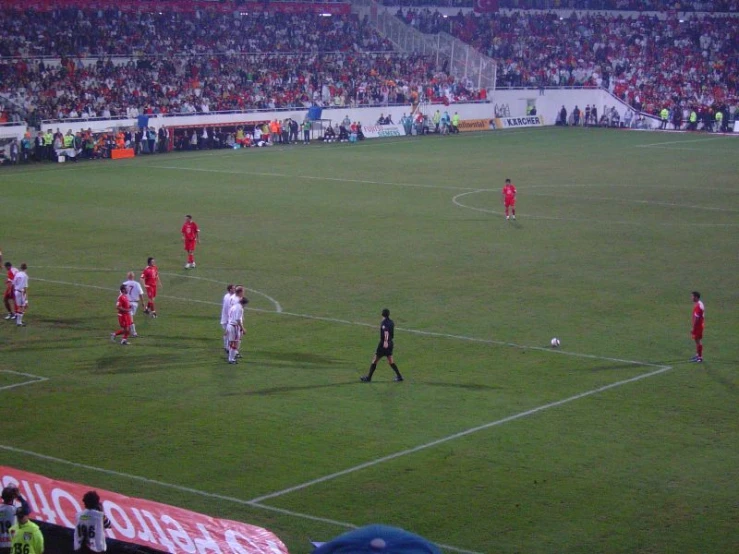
[{"xmin": 1, "ymin": 127, "xmax": 738, "ymax": 554}]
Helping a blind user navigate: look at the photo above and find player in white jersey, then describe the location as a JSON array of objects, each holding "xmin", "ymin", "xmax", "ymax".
[
  {"xmin": 73, "ymin": 491, "xmax": 111, "ymax": 553},
  {"xmin": 12, "ymin": 263, "xmax": 28, "ymax": 327},
  {"xmin": 220, "ymin": 284, "xmax": 235, "ymax": 351},
  {"xmin": 0, "ymin": 485, "xmax": 29, "ymax": 554},
  {"xmin": 226, "ymin": 296, "xmax": 248, "ymax": 364},
  {"xmin": 122, "ymin": 271, "xmax": 145, "ymax": 337},
  {"xmin": 231, "ymin": 286, "xmax": 245, "ymax": 355}
]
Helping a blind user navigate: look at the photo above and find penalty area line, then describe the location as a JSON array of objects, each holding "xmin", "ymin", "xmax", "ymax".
[
  {"xmin": 0, "ymin": 370, "xmax": 49, "ymax": 392},
  {"xmin": 33, "ymin": 274, "xmax": 663, "ymax": 367},
  {"xmin": 248, "ymin": 364, "xmax": 673, "ymax": 505},
  {"xmin": 33, "ymin": 276, "xmax": 662, "ymax": 368}
]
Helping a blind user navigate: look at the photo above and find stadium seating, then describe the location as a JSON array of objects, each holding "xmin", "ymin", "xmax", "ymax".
[
  {"xmin": 396, "ymin": 9, "xmax": 738, "ymax": 114},
  {"xmin": 0, "ymin": 7, "xmax": 489, "ymax": 122},
  {"xmin": 381, "ymin": 0, "xmax": 738, "ymax": 11}
]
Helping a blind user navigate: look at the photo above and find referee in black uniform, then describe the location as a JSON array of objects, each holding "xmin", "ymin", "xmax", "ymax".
[{"xmin": 361, "ymin": 308, "xmax": 404, "ymax": 382}]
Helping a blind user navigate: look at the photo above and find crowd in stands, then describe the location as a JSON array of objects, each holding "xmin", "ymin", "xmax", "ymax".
[
  {"xmin": 0, "ymin": 9, "xmax": 491, "ymax": 123},
  {"xmin": 1, "ymin": 3, "xmax": 737, "ymax": 126},
  {"xmin": 398, "ymin": 9, "xmax": 738, "ymax": 115},
  {"xmin": 381, "ymin": 0, "xmax": 739, "ymax": 11},
  {"xmin": 497, "ymin": 0, "xmax": 739, "ymax": 11}
]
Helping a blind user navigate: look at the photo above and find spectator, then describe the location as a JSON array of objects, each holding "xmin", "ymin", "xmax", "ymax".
[{"xmin": 73, "ymin": 491, "xmax": 112, "ymax": 554}]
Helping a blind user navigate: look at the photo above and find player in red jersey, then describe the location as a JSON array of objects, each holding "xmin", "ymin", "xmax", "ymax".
[
  {"xmin": 3, "ymin": 260, "xmax": 17, "ymax": 320},
  {"xmin": 690, "ymin": 291, "xmax": 705, "ymax": 362},
  {"xmin": 502, "ymin": 178, "xmax": 517, "ymax": 220},
  {"xmin": 111, "ymin": 284, "xmax": 132, "ymax": 345},
  {"xmin": 181, "ymin": 215, "xmax": 200, "ymax": 269},
  {"xmin": 140, "ymin": 257, "xmax": 162, "ymax": 318}
]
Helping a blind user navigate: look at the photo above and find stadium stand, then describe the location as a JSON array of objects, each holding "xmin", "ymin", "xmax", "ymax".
[
  {"xmin": 0, "ymin": 6, "xmax": 491, "ymax": 124},
  {"xmin": 380, "ymin": 0, "xmax": 739, "ymax": 11},
  {"xmin": 395, "ymin": 9, "xmax": 738, "ymax": 115}
]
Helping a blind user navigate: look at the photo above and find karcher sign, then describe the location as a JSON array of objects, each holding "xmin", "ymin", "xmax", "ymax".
[
  {"xmin": 493, "ymin": 116, "xmax": 545, "ymax": 129},
  {"xmin": 458, "ymin": 119, "xmax": 494, "ymax": 132}
]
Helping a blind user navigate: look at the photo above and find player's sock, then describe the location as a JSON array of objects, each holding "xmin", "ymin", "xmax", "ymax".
[
  {"xmin": 366, "ymin": 363, "xmax": 377, "ymax": 380},
  {"xmin": 697, "ymin": 344, "xmax": 703, "ymax": 357},
  {"xmin": 223, "ymin": 335, "xmax": 228, "ymax": 350},
  {"xmin": 130, "ymin": 324, "xmax": 136, "ymax": 336},
  {"xmin": 229, "ymin": 348, "xmax": 237, "ymax": 362},
  {"xmin": 115, "ymin": 329, "xmax": 123, "ymax": 337},
  {"xmin": 15, "ymin": 313, "xmax": 22, "ymax": 325},
  {"xmin": 390, "ymin": 363, "xmax": 403, "ymax": 380},
  {"xmin": 188, "ymin": 253, "xmax": 194, "ymax": 264}
]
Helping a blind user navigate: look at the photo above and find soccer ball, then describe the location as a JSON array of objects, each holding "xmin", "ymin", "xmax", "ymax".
[{"xmin": 550, "ymin": 338, "xmax": 561, "ymax": 347}]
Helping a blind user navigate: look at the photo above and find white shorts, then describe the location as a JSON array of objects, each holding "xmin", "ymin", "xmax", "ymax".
[
  {"xmin": 226, "ymin": 325, "xmax": 241, "ymax": 343},
  {"xmin": 130, "ymin": 302, "xmax": 139, "ymax": 316},
  {"xmin": 14, "ymin": 291, "xmax": 27, "ymax": 309}
]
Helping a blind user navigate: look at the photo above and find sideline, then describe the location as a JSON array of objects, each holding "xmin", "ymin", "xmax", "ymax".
[
  {"xmin": 634, "ymin": 136, "xmax": 734, "ymax": 148},
  {"xmin": 0, "ymin": 444, "xmax": 481, "ymax": 554}
]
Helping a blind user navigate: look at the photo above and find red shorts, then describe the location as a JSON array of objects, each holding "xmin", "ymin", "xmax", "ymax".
[
  {"xmin": 691, "ymin": 325, "xmax": 704, "ymax": 340},
  {"xmin": 146, "ymin": 285, "xmax": 157, "ymax": 299},
  {"xmin": 504, "ymin": 198, "xmax": 516, "ymax": 208},
  {"xmin": 118, "ymin": 314, "xmax": 132, "ymax": 328},
  {"xmin": 184, "ymin": 240, "xmax": 196, "ymax": 252}
]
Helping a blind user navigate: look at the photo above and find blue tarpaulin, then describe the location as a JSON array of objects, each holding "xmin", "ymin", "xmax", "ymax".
[{"xmin": 313, "ymin": 525, "xmax": 442, "ymax": 554}]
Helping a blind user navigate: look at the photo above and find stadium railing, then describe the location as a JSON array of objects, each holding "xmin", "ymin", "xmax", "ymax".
[{"xmin": 355, "ymin": 0, "xmax": 497, "ymax": 92}]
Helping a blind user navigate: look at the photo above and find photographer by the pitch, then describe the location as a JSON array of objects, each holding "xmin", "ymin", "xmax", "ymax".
[{"xmin": 74, "ymin": 491, "xmax": 112, "ymax": 553}]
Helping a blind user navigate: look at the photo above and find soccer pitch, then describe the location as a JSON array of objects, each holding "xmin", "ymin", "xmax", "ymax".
[{"xmin": 1, "ymin": 127, "xmax": 737, "ymax": 553}]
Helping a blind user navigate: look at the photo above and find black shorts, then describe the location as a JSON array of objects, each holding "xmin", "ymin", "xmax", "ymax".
[{"xmin": 375, "ymin": 342, "xmax": 394, "ymax": 358}]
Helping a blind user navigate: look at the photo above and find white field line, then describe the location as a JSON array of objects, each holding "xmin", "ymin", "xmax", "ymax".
[
  {"xmin": 33, "ymin": 272, "xmax": 282, "ymax": 313},
  {"xmin": 0, "ymin": 365, "xmax": 673, "ymax": 554},
  {"xmin": 0, "ymin": 370, "xmax": 48, "ymax": 392},
  {"xmin": 0, "ymin": 445, "xmax": 483, "ymax": 554},
  {"xmin": 32, "ymin": 274, "xmax": 661, "ymax": 368},
  {"xmin": 637, "ymin": 146, "xmax": 719, "ymax": 152},
  {"xmin": 635, "ymin": 137, "xmax": 732, "ymax": 148},
  {"xmin": 0, "ymin": 444, "xmax": 351, "ymax": 527},
  {"xmin": 158, "ymin": 271, "xmax": 283, "ymax": 313},
  {"xmin": 452, "ymin": 190, "xmax": 739, "ymax": 227},
  {"xmin": 149, "ymin": 165, "xmax": 484, "ymax": 192},
  {"xmin": 523, "ymin": 191, "xmax": 739, "ymax": 213},
  {"xmin": 248, "ymin": 364, "xmax": 672, "ymax": 504},
  {"xmin": 33, "ymin": 276, "xmax": 265, "ymax": 313}
]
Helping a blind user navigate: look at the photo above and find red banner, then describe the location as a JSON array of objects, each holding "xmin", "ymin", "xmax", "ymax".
[
  {"xmin": 473, "ymin": 0, "xmax": 499, "ymax": 13},
  {"xmin": 14, "ymin": 0, "xmax": 350, "ymax": 15},
  {"xmin": 0, "ymin": 467, "xmax": 288, "ymax": 554}
]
